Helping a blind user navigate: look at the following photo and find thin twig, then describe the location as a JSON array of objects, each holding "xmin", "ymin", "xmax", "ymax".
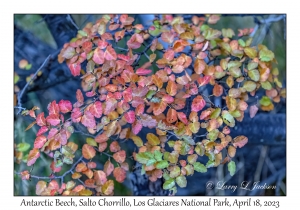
[
  {"xmin": 17, "ymin": 55, "xmax": 52, "ymax": 114},
  {"xmin": 67, "ymin": 14, "xmax": 79, "ymax": 30}
]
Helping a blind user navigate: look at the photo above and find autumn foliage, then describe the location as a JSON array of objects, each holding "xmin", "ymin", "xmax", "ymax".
[{"xmin": 16, "ymin": 14, "xmax": 286, "ymax": 195}]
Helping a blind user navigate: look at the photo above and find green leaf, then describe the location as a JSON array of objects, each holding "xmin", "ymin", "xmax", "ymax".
[
  {"xmin": 220, "ymin": 42, "xmax": 231, "ymax": 53},
  {"xmin": 247, "ymin": 62, "xmax": 258, "ymax": 70},
  {"xmin": 17, "ymin": 143, "xmax": 30, "ymax": 152},
  {"xmin": 238, "ymin": 39, "xmax": 245, "ymax": 47},
  {"xmin": 149, "ymin": 27, "xmax": 162, "ymax": 37},
  {"xmin": 210, "ymin": 108, "xmax": 221, "ymax": 119},
  {"xmin": 244, "ymin": 47, "xmax": 257, "ymax": 59},
  {"xmin": 176, "ymin": 175, "xmax": 187, "ymax": 188},
  {"xmin": 163, "ymin": 178, "xmax": 175, "ymax": 190},
  {"xmin": 86, "ymin": 137, "xmax": 97, "ymax": 147},
  {"xmin": 229, "ymin": 67, "xmax": 242, "ymax": 78},
  {"xmin": 146, "ymin": 90, "xmax": 156, "ymax": 99},
  {"xmin": 259, "ymin": 96, "xmax": 272, "ymax": 106},
  {"xmin": 203, "ymin": 28, "xmax": 221, "ymax": 40},
  {"xmin": 200, "ymin": 24, "xmax": 209, "ymax": 32},
  {"xmin": 136, "ymin": 152, "xmax": 151, "ymax": 164},
  {"xmin": 25, "ymin": 63, "xmax": 32, "ymax": 70},
  {"xmin": 78, "ymin": 30, "xmax": 87, "ymax": 37},
  {"xmin": 248, "ymin": 70, "xmax": 260, "ymax": 81},
  {"xmin": 146, "ymin": 158, "xmax": 157, "ymax": 166},
  {"xmin": 154, "ymin": 150, "xmax": 163, "ymax": 161},
  {"xmin": 222, "ymin": 28, "xmax": 235, "ymax": 38},
  {"xmin": 243, "ymin": 81, "xmax": 257, "ymax": 92},
  {"xmin": 62, "ymin": 146, "xmax": 75, "ymax": 158},
  {"xmin": 163, "ymin": 171, "xmax": 171, "ymax": 181},
  {"xmin": 169, "ymin": 166, "xmax": 181, "ymax": 178},
  {"xmin": 167, "ymin": 141, "xmax": 175, "ymax": 148},
  {"xmin": 63, "ymin": 156, "xmax": 73, "ymax": 164},
  {"xmin": 206, "ymin": 160, "xmax": 215, "ymax": 168},
  {"xmin": 184, "ymin": 164, "xmax": 194, "ymax": 176},
  {"xmin": 245, "ymin": 37, "xmax": 253, "ymax": 46},
  {"xmin": 55, "ymin": 159, "xmax": 63, "ymax": 168},
  {"xmin": 261, "ymin": 81, "xmax": 272, "ymax": 90},
  {"xmin": 228, "ymin": 61, "xmax": 242, "ymax": 69},
  {"xmin": 207, "ymin": 129, "xmax": 219, "ymax": 141},
  {"xmin": 14, "ymin": 74, "xmax": 20, "ymax": 84},
  {"xmin": 193, "ymin": 162, "xmax": 207, "ymax": 173},
  {"xmin": 259, "ymin": 48, "xmax": 274, "ymax": 62},
  {"xmin": 228, "ymin": 161, "xmax": 236, "ymax": 176},
  {"xmin": 222, "ymin": 112, "xmax": 235, "ymax": 127},
  {"xmin": 156, "ymin": 160, "xmax": 169, "ymax": 169}
]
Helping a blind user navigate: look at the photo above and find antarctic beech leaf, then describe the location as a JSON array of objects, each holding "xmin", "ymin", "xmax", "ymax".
[
  {"xmin": 135, "ymin": 104, "xmax": 145, "ymax": 116},
  {"xmin": 194, "ymin": 59, "xmax": 206, "ymax": 74},
  {"xmin": 27, "ymin": 148, "xmax": 40, "ymax": 166},
  {"xmin": 48, "ymin": 101, "xmax": 60, "ymax": 116},
  {"xmin": 113, "ymin": 150, "xmax": 126, "ymax": 163},
  {"xmin": 104, "ymin": 45, "xmax": 117, "ymax": 60},
  {"xmin": 228, "ymin": 161, "xmax": 236, "ymax": 176},
  {"xmin": 25, "ymin": 121, "xmax": 37, "ymax": 131},
  {"xmin": 166, "ymin": 108, "xmax": 177, "ymax": 123},
  {"xmin": 87, "ymin": 162, "xmax": 97, "ymax": 169},
  {"xmin": 127, "ymin": 33, "xmax": 144, "ymax": 49},
  {"xmin": 36, "ymin": 112, "xmax": 46, "ymax": 126},
  {"xmin": 166, "ymin": 80, "xmax": 177, "ymax": 96},
  {"xmin": 161, "ymin": 31, "xmax": 175, "ymax": 44},
  {"xmin": 140, "ymin": 114, "xmax": 157, "ymax": 128},
  {"xmin": 243, "ymin": 81, "xmax": 257, "ymax": 92},
  {"xmin": 81, "ymin": 111, "xmax": 96, "ymax": 129},
  {"xmin": 146, "ymin": 133, "xmax": 160, "ymax": 146},
  {"xmin": 36, "ymin": 181, "xmax": 47, "ymax": 195},
  {"xmin": 177, "ymin": 112, "xmax": 188, "ymax": 125},
  {"xmin": 98, "ymin": 142, "xmax": 107, "ymax": 152},
  {"xmin": 176, "ymin": 75, "xmax": 189, "ymax": 85},
  {"xmin": 82, "ymin": 144, "xmax": 96, "ymax": 159},
  {"xmin": 191, "ymin": 96, "xmax": 206, "ymax": 112},
  {"xmin": 124, "ymin": 111, "xmax": 136, "ymax": 124},
  {"xmin": 36, "ymin": 126, "xmax": 48, "ymax": 136},
  {"xmin": 21, "ymin": 170, "xmax": 30, "ymax": 180},
  {"xmin": 123, "ymin": 88, "xmax": 133, "ymax": 102},
  {"xmin": 233, "ymin": 135, "xmax": 248, "ymax": 148},
  {"xmin": 89, "ymin": 101, "xmax": 102, "ymax": 118},
  {"xmin": 68, "ymin": 62, "xmax": 81, "ymax": 76},
  {"xmin": 104, "ymin": 160, "xmax": 115, "ymax": 176},
  {"xmin": 213, "ymin": 84, "xmax": 223, "ymax": 97},
  {"xmin": 131, "ymin": 135, "xmax": 144, "ymax": 147},
  {"xmin": 94, "ymin": 170, "xmax": 107, "ymax": 186},
  {"xmin": 92, "ymin": 47, "xmax": 105, "ymax": 64},
  {"xmin": 136, "ymin": 68, "xmax": 152, "ymax": 76},
  {"xmin": 110, "ymin": 141, "xmax": 121, "ymax": 152},
  {"xmin": 132, "ymin": 120, "xmax": 143, "ymax": 135},
  {"xmin": 188, "ymin": 122, "xmax": 200, "ymax": 134},
  {"xmin": 162, "ymin": 95, "xmax": 174, "ymax": 104},
  {"xmin": 102, "ymin": 180, "xmax": 114, "ymax": 195},
  {"xmin": 46, "ymin": 114, "xmax": 60, "ymax": 126},
  {"xmin": 58, "ymin": 100, "xmax": 72, "ymax": 113},
  {"xmin": 228, "ymin": 145, "xmax": 236, "ymax": 158},
  {"xmin": 71, "ymin": 107, "xmax": 82, "ymax": 123},
  {"xmin": 104, "ymin": 98, "xmax": 118, "ymax": 115},
  {"xmin": 249, "ymin": 105, "xmax": 259, "ymax": 118},
  {"xmin": 76, "ymin": 162, "xmax": 87, "ymax": 172},
  {"xmin": 153, "ymin": 101, "xmax": 167, "ymax": 116},
  {"xmin": 113, "ymin": 167, "xmax": 126, "ymax": 183},
  {"xmin": 34, "ymin": 135, "xmax": 47, "ymax": 149}
]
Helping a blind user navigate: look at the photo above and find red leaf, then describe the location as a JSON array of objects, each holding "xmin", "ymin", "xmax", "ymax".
[
  {"xmin": 50, "ymin": 161, "xmax": 62, "ymax": 173},
  {"xmin": 27, "ymin": 148, "xmax": 40, "ymax": 166},
  {"xmin": 132, "ymin": 120, "xmax": 143, "ymax": 135},
  {"xmin": 92, "ymin": 47, "xmax": 105, "ymax": 64},
  {"xmin": 95, "ymin": 133, "xmax": 109, "ymax": 143},
  {"xmin": 46, "ymin": 114, "xmax": 60, "ymax": 126},
  {"xmin": 153, "ymin": 101, "xmax": 167, "ymax": 116},
  {"xmin": 161, "ymin": 31, "xmax": 175, "ymax": 44},
  {"xmin": 162, "ymin": 95, "xmax": 174, "ymax": 104},
  {"xmin": 104, "ymin": 160, "xmax": 114, "ymax": 176},
  {"xmin": 37, "ymin": 126, "xmax": 48, "ymax": 136},
  {"xmin": 127, "ymin": 34, "xmax": 144, "ymax": 49},
  {"xmin": 197, "ymin": 75, "xmax": 211, "ymax": 87},
  {"xmin": 166, "ymin": 108, "xmax": 177, "ymax": 123},
  {"xmin": 68, "ymin": 62, "xmax": 81, "ymax": 76},
  {"xmin": 21, "ymin": 170, "xmax": 30, "ymax": 180},
  {"xmin": 136, "ymin": 68, "xmax": 152, "ymax": 76},
  {"xmin": 82, "ymin": 144, "xmax": 96, "ymax": 159},
  {"xmin": 89, "ymin": 101, "xmax": 103, "ymax": 118},
  {"xmin": 113, "ymin": 167, "xmax": 126, "ymax": 183},
  {"xmin": 48, "ymin": 101, "xmax": 60, "ymax": 116},
  {"xmin": 58, "ymin": 100, "xmax": 72, "ymax": 113},
  {"xmin": 71, "ymin": 108, "xmax": 82, "ymax": 123},
  {"xmin": 82, "ymin": 41, "xmax": 92, "ymax": 54},
  {"xmin": 104, "ymin": 45, "xmax": 117, "ymax": 60},
  {"xmin": 36, "ymin": 112, "xmax": 46, "ymax": 126},
  {"xmin": 123, "ymin": 87, "xmax": 132, "ymax": 102},
  {"xmin": 124, "ymin": 111, "xmax": 136, "ymax": 124},
  {"xmin": 213, "ymin": 84, "xmax": 223, "ymax": 97},
  {"xmin": 76, "ymin": 89, "xmax": 84, "ymax": 103},
  {"xmin": 249, "ymin": 105, "xmax": 258, "ymax": 118},
  {"xmin": 191, "ymin": 96, "xmax": 206, "ymax": 112},
  {"xmin": 94, "ymin": 170, "xmax": 107, "ymax": 185},
  {"xmin": 34, "ymin": 135, "xmax": 47, "ymax": 149},
  {"xmin": 110, "ymin": 141, "xmax": 121, "ymax": 152},
  {"xmin": 177, "ymin": 112, "xmax": 188, "ymax": 125},
  {"xmin": 200, "ymin": 109, "xmax": 211, "ymax": 120},
  {"xmin": 104, "ymin": 98, "xmax": 117, "ymax": 115},
  {"xmin": 113, "ymin": 150, "xmax": 126, "ymax": 163},
  {"xmin": 135, "ymin": 104, "xmax": 145, "ymax": 116},
  {"xmin": 164, "ymin": 49, "xmax": 175, "ymax": 61},
  {"xmin": 81, "ymin": 111, "xmax": 96, "ymax": 129},
  {"xmin": 48, "ymin": 128, "xmax": 58, "ymax": 139}
]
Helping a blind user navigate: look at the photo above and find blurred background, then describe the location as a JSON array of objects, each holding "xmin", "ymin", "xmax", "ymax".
[{"xmin": 14, "ymin": 14, "xmax": 286, "ymax": 196}]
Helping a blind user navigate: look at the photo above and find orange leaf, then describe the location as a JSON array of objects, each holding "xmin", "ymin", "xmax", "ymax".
[
  {"xmin": 75, "ymin": 162, "xmax": 87, "ymax": 172},
  {"xmin": 104, "ymin": 160, "xmax": 114, "ymax": 176},
  {"xmin": 82, "ymin": 144, "xmax": 96, "ymax": 159},
  {"xmin": 113, "ymin": 150, "xmax": 126, "ymax": 163},
  {"xmin": 27, "ymin": 148, "xmax": 40, "ymax": 166},
  {"xmin": 36, "ymin": 181, "xmax": 47, "ymax": 195},
  {"xmin": 213, "ymin": 84, "xmax": 223, "ymax": 97},
  {"xmin": 166, "ymin": 80, "xmax": 177, "ymax": 96},
  {"xmin": 146, "ymin": 133, "xmax": 160, "ymax": 146},
  {"xmin": 113, "ymin": 167, "xmax": 126, "ymax": 183},
  {"xmin": 102, "ymin": 180, "xmax": 114, "ymax": 195},
  {"xmin": 233, "ymin": 136, "xmax": 248, "ymax": 148},
  {"xmin": 109, "ymin": 141, "xmax": 120, "ymax": 152},
  {"xmin": 166, "ymin": 108, "xmax": 177, "ymax": 123},
  {"xmin": 194, "ymin": 59, "xmax": 206, "ymax": 74},
  {"xmin": 94, "ymin": 170, "xmax": 107, "ymax": 185},
  {"xmin": 104, "ymin": 45, "xmax": 117, "ymax": 60}
]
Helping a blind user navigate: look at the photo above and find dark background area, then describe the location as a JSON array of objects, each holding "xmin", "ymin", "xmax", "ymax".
[{"xmin": 13, "ymin": 14, "xmax": 286, "ymax": 196}]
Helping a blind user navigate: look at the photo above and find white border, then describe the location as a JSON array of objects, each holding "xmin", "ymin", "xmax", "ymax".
[{"xmin": 1, "ymin": 0, "xmax": 297, "ymax": 209}]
